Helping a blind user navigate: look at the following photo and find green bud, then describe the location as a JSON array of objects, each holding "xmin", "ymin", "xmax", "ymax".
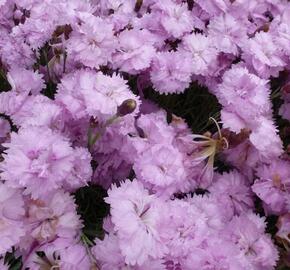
[{"xmin": 117, "ymin": 99, "xmax": 137, "ymax": 116}]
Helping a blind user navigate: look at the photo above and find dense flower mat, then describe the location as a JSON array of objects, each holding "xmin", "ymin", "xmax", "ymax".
[{"xmin": 0, "ymin": 0, "xmax": 290, "ymax": 269}]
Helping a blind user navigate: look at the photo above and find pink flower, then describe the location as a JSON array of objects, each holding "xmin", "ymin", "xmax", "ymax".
[
  {"xmin": 1, "ymin": 127, "xmax": 75, "ymax": 199},
  {"xmin": 181, "ymin": 33, "xmax": 218, "ymax": 76},
  {"xmin": 67, "ymin": 13, "xmax": 117, "ymax": 68},
  {"xmin": 217, "ymin": 66, "xmax": 271, "ymax": 133},
  {"xmin": 209, "ymin": 171, "xmax": 254, "ymax": 215},
  {"xmin": 242, "ymin": 32, "xmax": 286, "ymax": 79},
  {"xmin": 208, "ymin": 13, "xmax": 247, "ymax": 55},
  {"xmin": 224, "ymin": 213, "xmax": 278, "ymax": 269},
  {"xmin": 194, "ymin": 0, "xmax": 230, "ymax": 16},
  {"xmin": 150, "ymin": 51, "xmax": 193, "ymax": 94},
  {"xmin": 249, "ymin": 117, "xmax": 283, "ymax": 160},
  {"xmin": 253, "ymin": 159, "xmax": 290, "ymax": 214},
  {"xmin": 25, "ymin": 190, "xmax": 82, "ymax": 244},
  {"xmin": 23, "ymin": 239, "xmax": 90, "ymax": 270},
  {"xmin": 63, "ymin": 147, "xmax": 92, "ymax": 192},
  {"xmin": 113, "ymin": 28, "xmax": 156, "ymax": 74},
  {"xmin": 56, "ymin": 69, "xmax": 139, "ymax": 121},
  {"xmin": 7, "ymin": 67, "xmax": 44, "ymax": 95},
  {"xmin": 0, "ymin": 183, "xmax": 25, "ymax": 255},
  {"xmin": 151, "ymin": 0, "xmax": 194, "ymax": 38},
  {"xmin": 105, "ymin": 180, "xmax": 166, "ymax": 265},
  {"xmin": 133, "ymin": 144, "xmax": 187, "ymax": 197},
  {"xmin": 7, "ymin": 95, "xmax": 63, "ymax": 129}
]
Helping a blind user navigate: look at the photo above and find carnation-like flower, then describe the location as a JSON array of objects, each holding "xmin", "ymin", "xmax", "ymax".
[
  {"xmin": 151, "ymin": 0, "xmax": 194, "ymax": 38},
  {"xmin": 249, "ymin": 117, "xmax": 283, "ymax": 159},
  {"xmin": 105, "ymin": 180, "xmax": 166, "ymax": 265},
  {"xmin": 134, "ymin": 110, "xmax": 175, "ymax": 147},
  {"xmin": 209, "ymin": 171, "xmax": 254, "ymax": 215},
  {"xmin": 113, "ymin": 28, "xmax": 156, "ymax": 74},
  {"xmin": 208, "ymin": 13, "xmax": 247, "ymax": 55},
  {"xmin": 7, "ymin": 67, "xmax": 44, "ymax": 95},
  {"xmin": 8, "ymin": 95, "xmax": 63, "ymax": 129},
  {"xmin": 1, "ymin": 127, "xmax": 74, "ymax": 198},
  {"xmin": 26, "ymin": 190, "xmax": 82, "ymax": 244},
  {"xmin": 0, "ymin": 183, "xmax": 25, "ymax": 255},
  {"xmin": 252, "ymin": 159, "xmax": 290, "ymax": 214},
  {"xmin": 23, "ymin": 239, "xmax": 91, "ymax": 270},
  {"xmin": 67, "ymin": 13, "xmax": 117, "ymax": 68},
  {"xmin": 0, "ymin": 34, "xmax": 35, "ymax": 68},
  {"xmin": 133, "ymin": 144, "xmax": 187, "ymax": 196},
  {"xmin": 159, "ymin": 199, "xmax": 209, "ymax": 260},
  {"xmin": 63, "ymin": 147, "xmax": 92, "ymax": 192},
  {"xmin": 56, "ymin": 69, "xmax": 139, "ymax": 121},
  {"xmin": 242, "ymin": 32, "xmax": 286, "ymax": 79},
  {"xmin": 217, "ymin": 66, "xmax": 271, "ymax": 133},
  {"xmin": 181, "ymin": 33, "xmax": 217, "ymax": 76},
  {"xmin": 150, "ymin": 51, "xmax": 193, "ymax": 94},
  {"xmin": 194, "ymin": 0, "xmax": 230, "ymax": 16},
  {"xmin": 224, "ymin": 213, "xmax": 278, "ymax": 269}
]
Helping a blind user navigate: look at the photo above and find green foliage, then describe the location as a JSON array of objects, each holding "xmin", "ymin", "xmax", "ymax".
[
  {"xmin": 144, "ymin": 82, "xmax": 222, "ymax": 134},
  {"xmin": 74, "ymin": 185, "xmax": 110, "ymax": 242},
  {"xmin": 4, "ymin": 251, "xmax": 22, "ymax": 270}
]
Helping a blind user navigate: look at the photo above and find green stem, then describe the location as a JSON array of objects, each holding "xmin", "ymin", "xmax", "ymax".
[{"xmin": 88, "ymin": 115, "xmax": 119, "ymax": 150}]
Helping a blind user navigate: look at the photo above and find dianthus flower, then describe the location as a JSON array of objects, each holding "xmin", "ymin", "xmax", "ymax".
[
  {"xmin": 67, "ymin": 13, "xmax": 117, "ymax": 68},
  {"xmin": 0, "ymin": 183, "xmax": 25, "ymax": 255},
  {"xmin": 56, "ymin": 69, "xmax": 139, "ymax": 121},
  {"xmin": 181, "ymin": 33, "xmax": 218, "ymax": 76},
  {"xmin": 253, "ymin": 159, "xmax": 290, "ymax": 214},
  {"xmin": 105, "ymin": 180, "xmax": 166, "ymax": 265},
  {"xmin": 150, "ymin": 51, "xmax": 193, "ymax": 94},
  {"xmin": 25, "ymin": 190, "xmax": 82, "ymax": 245},
  {"xmin": 1, "ymin": 127, "xmax": 75, "ymax": 198}
]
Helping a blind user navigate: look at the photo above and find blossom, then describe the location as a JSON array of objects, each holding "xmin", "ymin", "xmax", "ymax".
[
  {"xmin": 23, "ymin": 239, "xmax": 90, "ymax": 270},
  {"xmin": 6, "ymin": 67, "xmax": 44, "ymax": 95},
  {"xmin": 67, "ymin": 13, "xmax": 117, "ymax": 68},
  {"xmin": 194, "ymin": 0, "xmax": 230, "ymax": 16},
  {"xmin": 56, "ymin": 69, "xmax": 139, "ymax": 121},
  {"xmin": 159, "ymin": 199, "xmax": 209, "ymax": 260},
  {"xmin": 0, "ymin": 183, "xmax": 25, "ymax": 255},
  {"xmin": 133, "ymin": 144, "xmax": 187, "ymax": 196},
  {"xmin": 151, "ymin": 0, "xmax": 194, "ymax": 38},
  {"xmin": 150, "ymin": 51, "xmax": 193, "ymax": 94},
  {"xmin": 113, "ymin": 28, "xmax": 156, "ymax": 74},
  {"xmin": 63, "ymin": 147, "xmax": 92, "ymax": 192},
  {"xmin": 105, "ymin": 180, "xmax": 166, "ymax": 265},
  {"xmin": 217, "ymin": 66, "xmax": 271, "ymax": 133},
  {"xmin": 242, "ymin": 32, "xmax": 286, "ymax": 79},
  {"xmin": 249, "ymin": 117, "xmax": 283, "ymax": 160},
  {"xmin": 209, "ymin": 171, "xmax": 254, "ymax": 215},
  {"xmin": 181, "ymin": 33, "xmax": 218, "ymax": 76},
  {"xmin": 25, "ymin": 190, "xmax": 82, "ymax": 244},
  {"xmin": 223, "ymin": 213, "xmax": 278, "ymax": 269},
  {"xmin": 0, "ymin": 34, "xmax": 35, "ymax": 68},
  {"xmin": 252, "ymin": 159, "xmax": 290, "ymax": 214},
  {"xmin": 7, "ymin": 95, "xmax": 63, "ymax": 129},
  {"xmin": 1, "ymin": 127, "xmax": 75, "ymax": 199},
  {"xmin": 208, "ymin": 13, "xmax": 247, "ymax": 55}
]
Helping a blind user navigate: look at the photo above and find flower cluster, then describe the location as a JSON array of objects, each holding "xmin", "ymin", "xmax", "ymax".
[{"xmin": 0, "ymin": 0, "xmax": 290, "ymax": 269}]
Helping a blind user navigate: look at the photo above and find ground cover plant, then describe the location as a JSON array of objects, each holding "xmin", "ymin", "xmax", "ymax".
[{"xmin": 0, "ymin": 0, "xmax": 290, "ymax": 269}]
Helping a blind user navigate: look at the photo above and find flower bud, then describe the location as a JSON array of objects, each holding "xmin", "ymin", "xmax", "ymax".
[
  {"xmin": 135, "ymin": 0, "xmax": 143, "ymax": 12},
  {"xmin": 117, "ymin": 99, "xmax": 137, "ymax": 116}
]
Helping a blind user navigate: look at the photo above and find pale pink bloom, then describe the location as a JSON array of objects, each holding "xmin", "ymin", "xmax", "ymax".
[{"xmin": 0, "ymin": 183, "xmax": 25, "ymax": 255}]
